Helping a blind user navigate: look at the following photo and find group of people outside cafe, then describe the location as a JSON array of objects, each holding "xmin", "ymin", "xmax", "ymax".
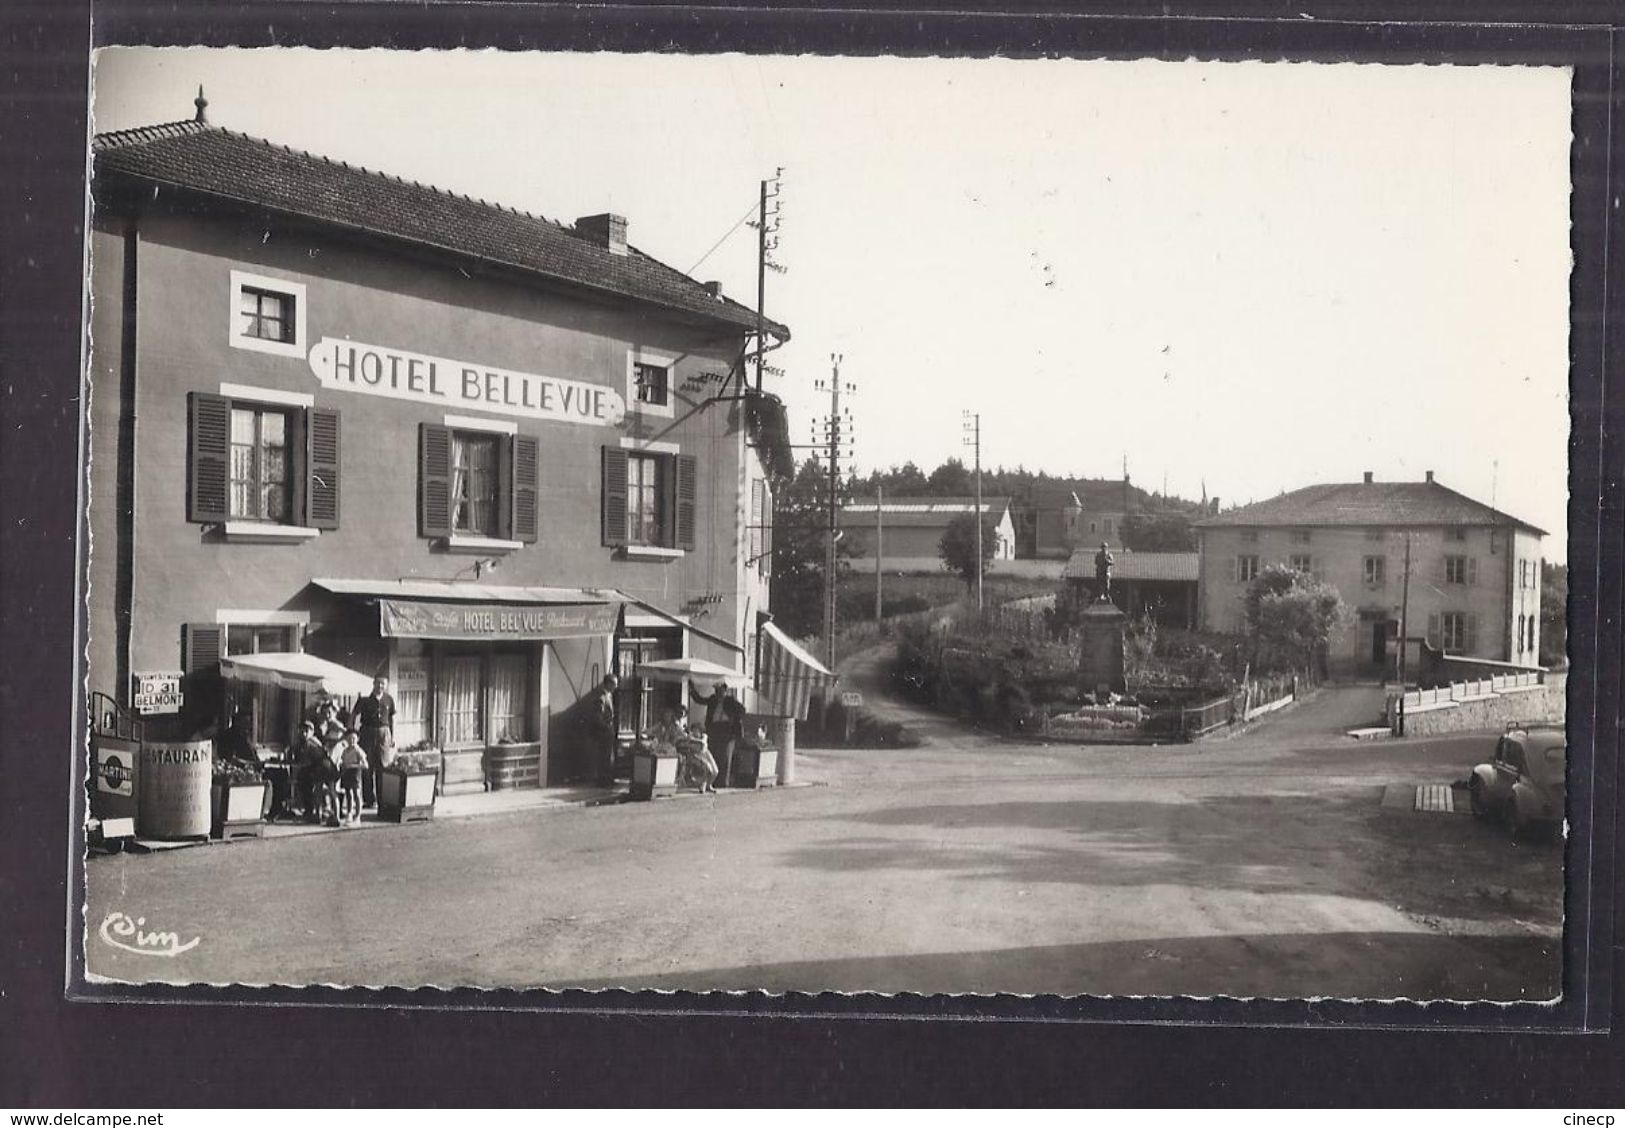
[
  {"xmin": 585, "ymin": 673, "xmax": 752, "ymax": 793},
  {"xmin": 216, "ymin": 676, "xmax": 399, "ymax": 828}
]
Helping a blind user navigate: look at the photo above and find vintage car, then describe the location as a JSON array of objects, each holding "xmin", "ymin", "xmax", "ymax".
[{"xmin": 1469, "ymin": 726, "xmax": 1566, "ymax": 838}]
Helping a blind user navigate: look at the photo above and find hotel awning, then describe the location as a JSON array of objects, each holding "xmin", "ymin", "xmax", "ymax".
[
  {"xmin": 220, "ymin": 652, "xmax": 376, "ymax": 697},
  {"xmin": 309, "ymin": 578, "xmax": 743, "ymax": 652},
  {"xmin": 756, "ymin": 620, "xmax": 837, "ymax": 721}
]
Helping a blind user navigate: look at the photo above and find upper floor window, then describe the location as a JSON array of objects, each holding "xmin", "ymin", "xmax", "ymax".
[
  {"xmin": 1446, "ymin": 528, "xmax": 1468, "ymax": 542},
  {"xmin": 419, "ymin": 422, "xmax": 539, "ymax": 546},
  {"xmin": 1365, "ymin": 528, "xmax": 1384, "ymax": 542},
  {"xmin": 1236, "ymin": 554, "xmax": 1260, "ymax": 583},
  {"xmin": 1439, "ymin": 611, "xmax": 1472, "ymax": 653},
  {"xmin": 1363, "ymin": 556, "xmax": 1386, "ymax": 586},
  {"xmin": 450, "ymin": 431, "xmax": 500, "ymax": 536},
  {"xmin": 1289, "ymin": 553, "xmax": 1313, "ymax": 574},
  {"xmin": 602, "ymin": 445, "xmax": 697, "ymax": 553},
  {"xmin": 633, "ymin": 363, "xmax": 670, "ymax": 407},
  {"xmin": 1445, "ymin": 555, "xmax": 1476, "ymax": 585},
  {"xmin": 188, "ymin": 389, "xmax": 339, "ymax": 534},
  {"xmin": 230, "ymin": 405, "xmax": 291, "ymax": 522},
  {"xmin": 1240, "ymin": 530, "xmax": 1259, "ymax": 543},
  {"xmin": 229, "ymin": 270, "xmax": 307, "ymax": 359},
  {"xmin": 1290, "ymin": 530, "xmax": 1312, "ymax": 544},
  {"xmin": 626, "ymin": 349, "xmax": 677, "ymax": 418}
]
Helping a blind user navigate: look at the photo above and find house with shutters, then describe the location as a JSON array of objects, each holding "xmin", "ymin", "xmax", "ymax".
[
  {"xmin": 1193, "ymin": 472, "xmax": 1545, "ymax": 675},
  {"xmin": 83, "ymin": 100, "xmax": 817, "ymax": 794}
]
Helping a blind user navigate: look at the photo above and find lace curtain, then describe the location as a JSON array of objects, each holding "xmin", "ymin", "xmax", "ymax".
[{"xmin": 487, "ymin": 655, "xmax": 528, "ymax": 743}]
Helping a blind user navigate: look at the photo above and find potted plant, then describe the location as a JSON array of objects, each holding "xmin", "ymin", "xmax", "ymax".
[
  {"xmin": 731, "ymin": 725, "xmax": 779, "ymax": 789},
  {"xmin": 629, "ymin": 739, "xmax": 681, "ymax": 800},
  {"xmin": 210, "ymin": 757, "xmax": 271, "ymax": 840},
  {"xmin": 379, "ymin": 742, "xmax": 440, "ymax": 823}
]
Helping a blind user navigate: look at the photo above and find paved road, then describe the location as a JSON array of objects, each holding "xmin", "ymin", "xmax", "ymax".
[{"xmin": 86, "ymin": 652, "xmax": 1561, "ymax": 999}]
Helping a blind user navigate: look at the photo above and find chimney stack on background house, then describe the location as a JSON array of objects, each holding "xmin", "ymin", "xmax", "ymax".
[
  {"xmin": 1363, "ymin": 471, "xmax": 1374, "ymax": 484},
  {"xmin": 1209, "ymin": 497, "xmax": 1220, "ymax": 515},
  {"xmin": 1425, "ymin": 470, "xmax": 1435, "ymax": 483},
  {"xmin": 575, "ymin": 213, "xmax": 628, "ymax": 256},
  {"xmin": 703, "ymin": 281, "xmax": 724, "ymax": 298}
]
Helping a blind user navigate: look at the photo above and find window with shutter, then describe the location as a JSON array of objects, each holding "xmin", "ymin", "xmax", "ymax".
[
  {"xmin": 306, "ymin": 406, "xmax": 341, "ymax": 529},
  {"xmin": 188, "ymin": 392, "xmax": 232, "ymax": 523},
  {"xmin": 1466, "ymin": 557, "xmax": 1478, "ymax": 585},
  {"xmin": 420, "ymin": 424, "xmax": 454, "ymax": 538},
  {"xmin": 749, "ymin": 479, "xmax": 764, "ymax": 567},
  {"xmin": 761, "ymin": 484, "xmax": 773, "ymax": 575},
  {"xmin": 512, "ymin": 435, "xmax": 539, "ymax": 543},
  {"xmin": 602, "ymin": 447, "xmax": 629, "ymax": 547}
]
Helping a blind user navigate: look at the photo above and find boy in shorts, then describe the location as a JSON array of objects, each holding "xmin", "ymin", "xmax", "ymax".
[{"xmin": 337, "ymin": 728, "xmax": 367, "ymax": 826}]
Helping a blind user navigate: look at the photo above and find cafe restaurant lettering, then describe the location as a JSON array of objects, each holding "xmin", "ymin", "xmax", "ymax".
[{"xmin": 83, "ymin": 108, "xmax": 824, "ymax": 809}]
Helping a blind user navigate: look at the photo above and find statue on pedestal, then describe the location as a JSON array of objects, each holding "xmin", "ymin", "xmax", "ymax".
[{"xmin": 1093, "ymin": 541, "xmax": 1114, "ymax": 602}]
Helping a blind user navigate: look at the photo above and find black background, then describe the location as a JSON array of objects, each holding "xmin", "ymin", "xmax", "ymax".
[{"xmin": 3, "ymin": 0, "xmax": 1623, "ymax": 1106}]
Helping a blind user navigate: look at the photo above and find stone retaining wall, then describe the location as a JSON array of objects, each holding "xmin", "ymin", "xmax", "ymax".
[{"xmin": 1391, "ymin": 680, "xmax": 1565, "ymax": 736}]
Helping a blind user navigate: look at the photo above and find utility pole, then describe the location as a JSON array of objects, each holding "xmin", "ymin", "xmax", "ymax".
[
  {"xmin": 1398, "ymin": 532, "xmax": 1412, "ymax": 735},
  {"xmin": 963, "ymin": 411, "xmax": 984, "ymax": 611},
  {"xmin": 874, "ymin": 483, "xmax": 884, "ymax": 622},
  {"xmin": 749, "ymin": 169, "xmax": 784, "ymax": 395},
  {"xmin": 816, "ymin": 354, "xmax": 852, "ymax": 669}
]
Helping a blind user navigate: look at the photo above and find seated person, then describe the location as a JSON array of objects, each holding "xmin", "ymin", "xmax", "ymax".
[{"xmin": 645, "ymin": 707, "xmax": 689, "ymax": 753}]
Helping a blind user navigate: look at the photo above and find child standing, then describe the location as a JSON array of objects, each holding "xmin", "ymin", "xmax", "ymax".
[{"xmin": 337, "ymin": 728, "xmax": 367, "ymax": 826}]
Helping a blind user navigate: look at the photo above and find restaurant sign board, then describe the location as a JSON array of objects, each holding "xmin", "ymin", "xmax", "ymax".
[
  {"xmin": 135, "ymin": 741, "xmax": 212, "ymax": 839},
  {"xmin": 309, "ymin": 338, "xmax": 626, "ymax": 427},
  {"xmin": 379, "ymin": 599, "xmax": 621, "ymax": 641},
  {"xmin": 132, "ymin": 672, "xmax": 184, "ymax": 714}
]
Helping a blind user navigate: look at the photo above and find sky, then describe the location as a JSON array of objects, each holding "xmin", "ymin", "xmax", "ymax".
[{"xmin": 91, "ymin": 49, "xmax": 1574, "ymax": 559}]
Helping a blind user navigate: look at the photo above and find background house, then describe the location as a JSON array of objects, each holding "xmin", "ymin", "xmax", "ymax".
[
  {"xmin": 1194, "ymin": 472, "xmax": 1544, "ymax": 674},
  {"xmin": 840, "ymin": 496, "xmax": 1015, "ymax": 573}
]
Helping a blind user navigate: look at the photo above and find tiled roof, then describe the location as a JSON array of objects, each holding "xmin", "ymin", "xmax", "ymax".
[
  {"xmin": 93, "ymin": 119, "xmax": 786, "ymax": 338},
  {"xmin": 1194, "ymin": 480, "xmax": 1544, "ymax": 535},
  {"xmin": 1063, "ymin": 550, "xmax": 1199, "ymax": 582},
  {"xmin": 840, "ymin": 497, "xmax": 1011, "ymax": 528}
]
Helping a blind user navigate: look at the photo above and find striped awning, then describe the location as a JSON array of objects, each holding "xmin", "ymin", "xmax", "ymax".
[{"xmin": 756, "ymin": 621, "xmax": 837, "ymax": 721}]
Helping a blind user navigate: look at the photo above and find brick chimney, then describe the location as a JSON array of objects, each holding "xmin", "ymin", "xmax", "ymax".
[
  {"xmin": 1363, "ymin": 471, "xmax": 1374, "ymax": 484},
  {"xmin": 1209, "ymin": 497, "xmax": 1220, "ymax": 515},
  {"xmin": 1425, "ymin": 470, "xmax": 1435, "ymax": 483},
  {"xmin": 703, "ymin": 281, "xmax": 724, "ymax": 299},
  {"xmin": 575, "ymin": 213, "xmax": 628, "ymax": 256}
]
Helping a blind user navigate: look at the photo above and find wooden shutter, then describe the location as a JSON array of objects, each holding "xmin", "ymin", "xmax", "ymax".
[
  {"xmin": 1467, "ymin": 614, "xmax": 1479, "ymax": 654},
  {"xmin": 306, "ymin": 406, "xmax": 341, "ymax": 529},
  {"xmin": 762, "ymin": 485, "xmax": 774, "ymax": 573},
  {"xmin": 602, "ymin": 446, "xmax": 628, "ymax": 547},
  {"xmin": 1466, "ymin": 557, "xmax": 1478, "ymax": 585},
  {"xmin": 182, "ymin": 622, "xmax": 224, "ymax": 725},
  {"xmin": 1426, "ymin": 613, "xmax": 1440, "ymax": 648},
  {"xmin": 511, "ymin": 435, "xmax": 539, "ymax": 543},
  {"xmin": 675, "ymin": 454, "xmax": 697, "ymax": 551},
  {"xmin": 419, "ymin": 424, "xmax": 453, "ymax": 538},
  {"xmin": 749, "ymin": 479, "xmax": 764, "ymax": 566},
  {"xmin": 188, "ymin": 392, "xmax": 231, "ymax": 523},
  {"xmin": 1229, "ymin": 556, "xmax": 1238, "ymax": 583}
]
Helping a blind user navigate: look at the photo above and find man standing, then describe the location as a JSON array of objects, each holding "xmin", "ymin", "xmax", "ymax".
[
  {"xmin": 354, "ymin": 674, "xmax": 397, "ymax": 809},
  {"xmin": 590, "ymin": 674, "xmax": 619, "ymax": 787},
  {"xmin": 691, "ymin": 681, "xmax": 735, "ymax": 788}
]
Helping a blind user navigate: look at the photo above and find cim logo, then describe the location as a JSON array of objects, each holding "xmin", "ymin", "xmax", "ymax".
[{"xmin": 99, "ymin": 911, "xmax": 200, "ymax": 958}]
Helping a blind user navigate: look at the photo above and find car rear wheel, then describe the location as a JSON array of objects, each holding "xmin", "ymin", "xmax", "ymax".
[
  {"xmin": 1469, "ymin": 778, "xmax": 1493, "ymax": 820},
  {"xmin": 1508, "ymin": 792, "xmax": 1535, "ymax": 841}
]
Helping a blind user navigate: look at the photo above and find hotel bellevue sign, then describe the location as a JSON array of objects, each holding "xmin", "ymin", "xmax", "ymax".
[{"xmin": 309, "ymin": 338, "xmax": 627, "ymax": 426}]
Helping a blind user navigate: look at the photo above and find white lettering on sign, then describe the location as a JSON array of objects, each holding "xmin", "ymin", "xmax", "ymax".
[
  {"xmin": 132, "ymin": 672, "xmax": 184, "ymax": 715},
  {"xmin": 308, "ymin": 338, "xmax": 626, "ymax": 427}
]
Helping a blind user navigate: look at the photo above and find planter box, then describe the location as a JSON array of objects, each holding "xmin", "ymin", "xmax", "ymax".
[
  {"xmin": 378, "ymin": 766, "xmax": 437, "ymax": 823},
  {"xmin": 629, "ymin": 747, "xmax": 679, "ymax": 800},
  {"xmin": 732, "ymin": 742, "xmax": 779, "ymax": 789},
  {"xmin": 440, "ymin": 748, "xmax": 485, "ymax": 796},
  {"xmin": 483, "ymin": 742, "xmax": 542, "ymax": 791},
  {"xmin": 210, "ymin": 780, "xmax": 271, "ymax": 841}
]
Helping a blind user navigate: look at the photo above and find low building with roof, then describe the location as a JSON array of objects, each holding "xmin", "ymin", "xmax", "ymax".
[
  {"xmin": 1062, "ymin": 548, "xmax": 1200, "ymax": 629},
  {"xmin": 83, "ymin": 95, "xmax": 829, "ymax": 799},
  {"xmin": 839, "ymin": 496, "xmax": 1016, "ymax": 572},
  {"xmin": 1194, "ymin": 472, "xmax": 1545, "ymax": 673}
]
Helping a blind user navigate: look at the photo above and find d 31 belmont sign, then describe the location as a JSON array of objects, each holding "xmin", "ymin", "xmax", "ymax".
[
  {"xmin": 308, "ymin": 338, "xmax": 626, "ymax": 427},
  {"xmin": 378, "ymin": 599, "xmax": 621, "ymax": 642},
  {"xmin": 132, "ymin": 672, "xmax": 184, "ymax": 715}
]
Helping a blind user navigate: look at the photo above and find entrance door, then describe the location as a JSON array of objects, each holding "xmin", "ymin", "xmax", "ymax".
[{"xmin": 1371, "ymin": 620, "xmax": 1389, "ymax": 666}]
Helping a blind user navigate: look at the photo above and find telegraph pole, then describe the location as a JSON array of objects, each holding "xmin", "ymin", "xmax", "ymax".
[
  {"xmin": 816, "ymin": 354, "xmax": 852, "ymax": 669},
  {"xmin": 874, "ymin": 483, "xmax": 884, "ymax": 622},
  {"xmin": 963, "ymin": 411, "xmax": 984, "ymax": 611},
  {"xmin": 750, "ymin": 169, "xmax": 784, "ymax": 394},
  {"xmin": 1398, "ymin": 532, "xmax": 1413, "ymax": 735}
]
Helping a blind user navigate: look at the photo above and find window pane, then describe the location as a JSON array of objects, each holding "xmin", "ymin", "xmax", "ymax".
[
  {"xmin": 487, "ymin": 655, "xmax": 528, "ymax": 743},
  {"xmin": 438, "ymin": 656, "xmax": 482, "ymax": 747}
]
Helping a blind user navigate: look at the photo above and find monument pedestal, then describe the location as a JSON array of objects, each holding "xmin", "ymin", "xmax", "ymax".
[{"xmin": 1078, "ymin": 599, "xmax": 1128, "ymax": 698}]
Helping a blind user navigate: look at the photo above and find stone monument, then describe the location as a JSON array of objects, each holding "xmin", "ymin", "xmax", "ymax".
[{"xmin": 1078, "ymin": 542, "xmax": 1127, "ymax": 697}]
